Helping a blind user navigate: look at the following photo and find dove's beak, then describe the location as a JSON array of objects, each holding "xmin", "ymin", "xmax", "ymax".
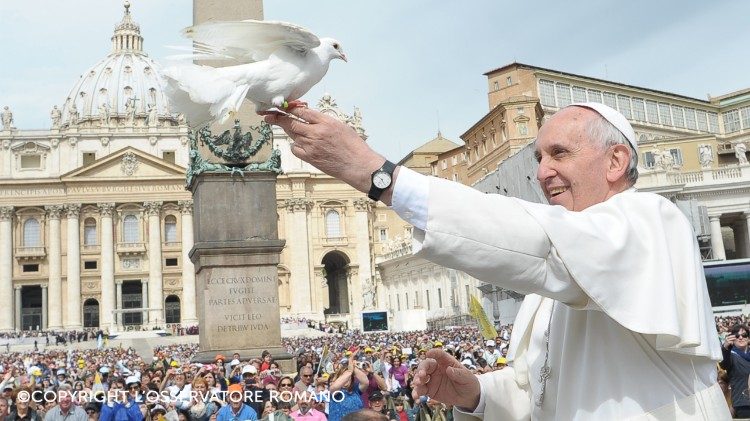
[{"xmin": 339, "ymin": 52, "xmax": 348, "ymax": 62}]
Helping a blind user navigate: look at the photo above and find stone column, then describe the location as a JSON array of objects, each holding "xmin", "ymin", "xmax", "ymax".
[
  {"xmin": 45, "ymin": 205, "xmax": 63, "ymax": 330},
  {"xmin": 144, "ymin": 201, "xmax": 164, "ymax": 326},
  {"xmin": 41, "ymin": 284, "xmax": 48, "ymax": 330},
  {"xmin": 65, "ymin": 204, "xmax": 82, "ymax": 329},
  {"xmin": 115, "ymin": 280, "xmax": 123, "ymax": 329},
  {"xmin": 14, "ymin": 285, "xmax": 22, "ymax": 330},
  {"xmin": 141, "ymin": 280, "xmax": 149, "ymax": 325},
  {"xmin": 745, "ymin": 213, "xmax": 750, "ymax": 259},
  {"xmin": 0, "ymin": 206, "xmax": 14, "ymax": 332},
  {"xmin": 710, "ymin": 216, "xmax": 726, "ymax": 260},
  {"xmin": 353, "ymin": 198, "xmax": 374, "ymax": 324},
  {"xmin": 284, "ymin": 198, "xmax": 313, "ymax": 315},
  {"xmin": 98, "ymin": 203, "xmax": 116, "ymax": 328},
  {"xmin": 179, "ymin": 200, "xmax": 198, "ymax": 326}
]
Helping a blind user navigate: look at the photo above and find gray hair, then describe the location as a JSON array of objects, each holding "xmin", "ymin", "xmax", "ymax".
[{"xmin": 586, "ymin": 113, "xmax": 639, "ymax": 185}]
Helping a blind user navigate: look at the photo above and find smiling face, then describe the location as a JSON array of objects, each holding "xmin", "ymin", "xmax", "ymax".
[{"xmin": 535, "ymin": 107, "xmax": 629, "ymax": 211}]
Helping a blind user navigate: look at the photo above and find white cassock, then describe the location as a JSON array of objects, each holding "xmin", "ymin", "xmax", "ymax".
[{"xmin": 391, "ymin": 168, "xmax": 730, "ymax": 421}]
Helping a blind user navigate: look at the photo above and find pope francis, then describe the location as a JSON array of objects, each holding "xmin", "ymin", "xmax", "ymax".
[{"xmin": 265, "ymin": 102, "xmax": 730, "ymax": 420}]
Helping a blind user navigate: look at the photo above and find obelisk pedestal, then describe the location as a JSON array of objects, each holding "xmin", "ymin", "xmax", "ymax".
[{"xmin": 189, "ymin": 171, "xmax": 292, "ymax": 372}]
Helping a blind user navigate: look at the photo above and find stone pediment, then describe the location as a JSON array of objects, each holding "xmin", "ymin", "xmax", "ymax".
[{"xmin": 61, "ymin": 147, "xmax": 185, "ymax": 180}]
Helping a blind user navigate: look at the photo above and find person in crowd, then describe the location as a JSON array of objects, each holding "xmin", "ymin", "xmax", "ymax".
[
  {"xmin": 7, "ymin": 386, "xmax": 42, "ymax": 421},
  {"xmin": 84, "ymin": 403, "xmax": 99, "ymax": 421},
  {"xmin": 289, "ymin": 392, "xmax": 325, "ymax": 421},
  {"xmin": 43, "ymin": 384, "xmax": 87, "ymax": 421},
  {"xmin": 292, "ymin": 368, "xmax": 313, "ymax": 395},
  {"xmin": 264, "ymin": 102, "xmax": 729, "ymax": 419},
  {"xmin": 100, "ymin": 377, "xmax": 143, "ymax": 421},
  {"xmin": 366, "ymin": 391, "xmax": 388, "ymax": 418},
  {"xmin": 215, "ymin": 385, "xmax": 256, "ymax": 421},
  {"xmin": 721, "ymin": 324, "xmax": 750, "ymax": 418},
  {"xmin": 328, "ymin": 355, "xmax": 369, "ymax": 421},
  {"xmin": 187, "ymin": 377, "xmax": 218, "ymax": 421}
]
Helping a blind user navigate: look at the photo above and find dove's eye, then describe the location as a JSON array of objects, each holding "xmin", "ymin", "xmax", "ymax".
[{"xmin": 333, "ymin": 43, "xmax": 339, "ymax": 49}]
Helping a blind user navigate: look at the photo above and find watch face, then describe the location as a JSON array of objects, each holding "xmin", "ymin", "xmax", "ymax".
[{"xmin": 373, "ymin": 171, "xmax": 392, "ymax": 189}]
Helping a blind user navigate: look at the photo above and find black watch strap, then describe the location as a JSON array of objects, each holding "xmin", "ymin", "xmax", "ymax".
[{"xmin": 367, "ymin": 160, "xmax": 397, "ymax": 202}]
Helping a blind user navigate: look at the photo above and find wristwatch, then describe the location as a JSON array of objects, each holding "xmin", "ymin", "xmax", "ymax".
[{"xmin": 368, "ymin": 160, "xmax": 397, "ymax": 202}]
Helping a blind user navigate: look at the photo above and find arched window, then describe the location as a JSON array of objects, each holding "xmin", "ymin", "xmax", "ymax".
[
  {"xmin": 84, "ymin": 218, "xmax": 97, "ymax": 246},
  {"xmin": 165, "ymin": 295, "xmax": 181, "ymax": 324},
  {"xmin": 164, "ymin": 215, "xmax": 177, "ymax": 243},
  {"xmin": 23, "ymin": 218, "xmax": 41, "ymax": 247},
  {"xmin": 325, "ymin": 210, "xmax": 341, "ymax": 238},
  {"xmin": 123, "ymin": 215, "xmax": 139, "ymax": 243}
]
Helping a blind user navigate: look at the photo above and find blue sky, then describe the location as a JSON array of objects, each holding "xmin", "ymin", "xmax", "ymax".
[{"xmin": 1, "ymin": 0, "xmax": 749, "ymax": 161}]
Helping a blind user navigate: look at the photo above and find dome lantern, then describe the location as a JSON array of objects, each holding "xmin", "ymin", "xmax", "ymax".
[{"xmin": 111, "ymin": 1, "xmax": 144, "ymax": 54}]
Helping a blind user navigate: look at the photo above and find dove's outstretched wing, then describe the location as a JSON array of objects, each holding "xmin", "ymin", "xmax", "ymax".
[{"xmin": 182, "ymin": 20, "xmax": 321, "ymax": 64}]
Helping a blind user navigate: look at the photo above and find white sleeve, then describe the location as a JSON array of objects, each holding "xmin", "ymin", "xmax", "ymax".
[{"xmin": 391, "ymin": 166, "xmax": 429, "ymax": 230}]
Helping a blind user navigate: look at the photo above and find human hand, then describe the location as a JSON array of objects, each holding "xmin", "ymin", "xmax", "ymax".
[
  {"xmin": 264, "ymin": 108, "xmax": 386, "ymax": 195},
  {"xmin": 724, "ymin": 334, "xmax": 736, "ymax": 350},
  {"xmin": 411, "ymin": 349, "xmax": 480, "ymax": 411}
]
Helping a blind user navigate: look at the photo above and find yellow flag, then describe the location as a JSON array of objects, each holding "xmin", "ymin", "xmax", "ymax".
[{"xmin": 469, "ymin": 294, "xmax": 497, "ymax": 340}]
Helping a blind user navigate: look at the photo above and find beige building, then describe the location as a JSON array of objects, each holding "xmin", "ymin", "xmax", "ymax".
[{"xmin": 0, "ymin": 4, "xmax": 400, "ymax": 332}]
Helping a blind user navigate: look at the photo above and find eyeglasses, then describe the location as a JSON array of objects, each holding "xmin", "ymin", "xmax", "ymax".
[
  {"xmin": 738, "ymin": 333, "xmax": 750, "ymax": 339},
  {"xmin": 302, "ymin": 374, "xmax": 312, "ymax": 378},
  {"xmin": 279, "ymin": 383, "xmax": 293, "ymax": 387}
]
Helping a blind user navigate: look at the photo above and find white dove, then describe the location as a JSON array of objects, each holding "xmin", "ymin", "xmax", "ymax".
[{"xmin": 162, "ymin": 20, "xmax": 347, "ymax": 127}]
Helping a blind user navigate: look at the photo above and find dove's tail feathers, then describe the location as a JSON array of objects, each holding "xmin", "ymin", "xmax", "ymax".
[{"xmin": 212, "ymin": 85, "xmax": 252, "ymax": 124}]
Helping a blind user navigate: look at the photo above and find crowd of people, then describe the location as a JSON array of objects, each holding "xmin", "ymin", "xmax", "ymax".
[{"xmin": 0, "ymin": 314, "xmax": 747, "ymax": 420}]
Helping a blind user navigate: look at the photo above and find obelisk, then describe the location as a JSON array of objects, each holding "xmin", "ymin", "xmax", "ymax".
[{"xmin": 190, "ymin": 0, "xmax": 292, "ymax": 372}]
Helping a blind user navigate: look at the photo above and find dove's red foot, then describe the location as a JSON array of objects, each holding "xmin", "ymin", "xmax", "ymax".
[{"xmin": 284, "ymin": 100, "xmax": 308, "ymax": 110}]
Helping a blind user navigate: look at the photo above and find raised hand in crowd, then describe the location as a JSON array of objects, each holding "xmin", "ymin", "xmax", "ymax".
[{"xmin": 411, "ymin": 348, "xmax": 480, "ymax": 411}]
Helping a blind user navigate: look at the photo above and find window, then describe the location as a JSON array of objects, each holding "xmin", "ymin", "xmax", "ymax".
[
  {"xmin": 723, "ymin": 109, "xmax": 741, "ymax": 133},
  {"xmin": 452, "ymin": 155, "xmax": 458, "ymax": 166},
  {"xmin": 452, "ymin": 174, "xmax": 458, "ymax": 182},
  {"xmin": 617, "ymin": 95, "xmax": 632, "ymax": 119},
  {"xmin": 668, "ymin": 148, "xmax": 683, "ymax": 166},
  {"xmin": 645, "ymin": 100, "xmax": 659, "ymax": 124},
  {"xmin": 708, "ymin": 112, "xmax": 720, "ymax": 133},
  {"xmin": 506, "ymin": 76, "xmax": 512, "ymax": 86},
  {"xmin": 741, "ymin": 107, "xmax": 750, "ymax": 130},
  {"xmin": 643, "ymin": 152, "xmax": 656, "ymax": 169},
  {"xmin": 671, "ymin": 105, "xmax": 685, "ymax": 128},
  {"xmin": 587, "ymin": 89, "xmax": 602, "ymax": 104},
  {"xmin": 696, "ymin": 110, "xmax": 709, "ymax": 132},
  {"xmin": 438, "ymin": 288, "xmax": 443, "ymax": 308},
  {"xmin": 83, "ymin": 152, "xmax": 96, "ymax": 166},
  {"xmin": 164, "ymin": 215, "xmax": 177, "ymax": 243},
  {"xmin": 405, "ymin": 227, "xmax": 412, "ymax": 236},
  {"xmin": 632, "ymin": 98, "xmax": 646, "ymax": 121},
  {"xmin": 426, "ymin": 290, "xmax": 431, "ymax": 310},
  {"xmin": 572, "ymin": 86, "xmax": 587, "ymax": 103},
  {"xmin": 162, "ymin": 151, "xmax": 175, "ymax": 164},
  {"xmin": 379, "ymin": 229, "xmax": 387, "ymax": 242},
  {"xmin": 23, "ymin": 218, "xmax": 41, "ymax": 247},
  {"xmin": 603, "ymin": 92, "xmax": 617, "ymax": 109},
  {"xmin": 84, "ymin": 218, "xmax": 97, "ymax": 246},
  {"xmin": 539, "ymin": 80, "xmax": 556, "ymax": 106},
  {"xmin": 658, "ymin": 103, "xmax": 672, "ymax": 126},
  {"xmin": 165, "ymin": 258, "xmax": 178, "ymax": 267},
  {"xmin": 441, "ymin": 159, "xmax": 447, "ymax": 170},
  {"xmin": 684, "ymin": 108, "xmax": 697, "ymax": 130},
  {"xmin": 20, "ymin": 155, "xmax": 41, "ymax": 169},
  {"xmin": 493, "ymin": 81, "xmax": 499, "ymax": 91},
  {"xmin": 325, "ymin": 210, "xmax": 341, "ymax": 238},
  {"xmin": 23, "ymin": 264, "xmax": 39, "ymax": 272},
  {"xmin": 123, "ymin": 215, "xmax": 139, "ymax": 243},
  {"xmin": 84, "ymin": 261, "xmax": 98, "ymax": 270},
  {"xmin": 555, "ymin": 83, "xmax": 571, "ymax": 107}
]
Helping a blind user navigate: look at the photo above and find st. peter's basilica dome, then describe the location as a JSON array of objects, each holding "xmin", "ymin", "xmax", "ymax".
[{"xmin": 60, "ymin": 2, "xmax": 176, "ymax": 128}]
